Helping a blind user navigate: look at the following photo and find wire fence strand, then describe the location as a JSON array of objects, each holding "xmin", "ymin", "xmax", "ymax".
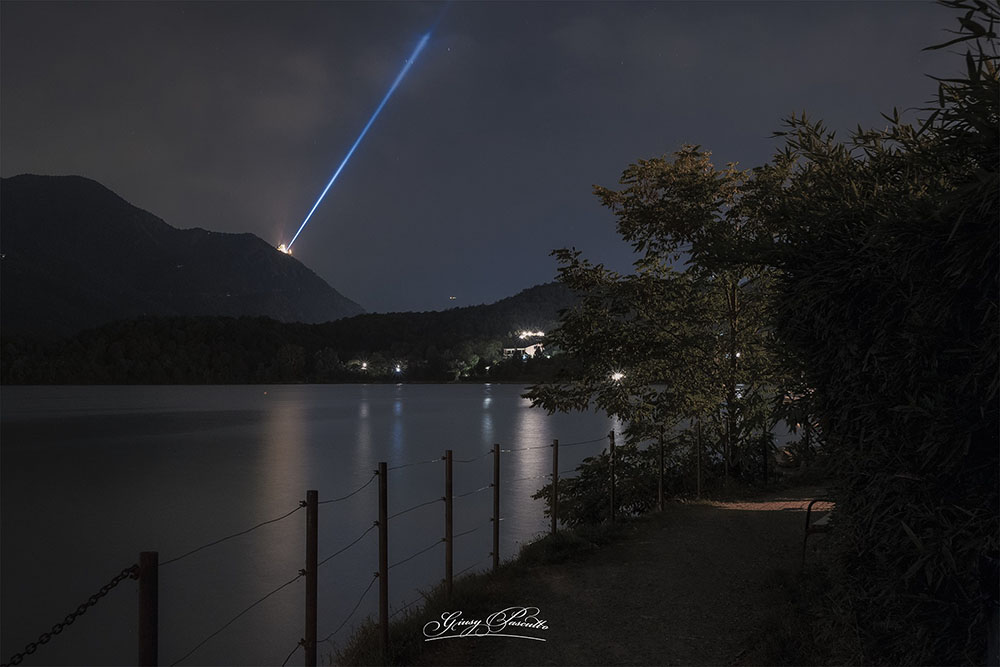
[
  {"xmin": 280, "ymin": 642, "xmax": 301, "ymax": 667},
  {"xmin": 454, "ymin": 521, "xmax": 491, "ymax": 540},
  {"xmin": 501, "ymin": 444, "xmax": 552, "ymax": 452},
  {"xmin": 388, "ymin": 497, "xmax": 443, "ymax": 521},
  {"xmin": 453, "ymin": 451, "xmax": 492, "ymax": 463},
  {"xmin": 389, "ymin": 538, "xmax": 443, "ymax": 570},
  {"xmin": 320, "ymin": 574, "xmax": 378, "ymax": 644},
  {"xmin": 318, "ymin": 523, "xmax": 377, "ymax": 569},
  {"xmin": 560, "ymin": 435, "xmax": 609, "ymax": 447},
  {"xmin": 389, "ymin": 595, "xmax": 425, "ymax": 619},
  {"xmin": 454, "ymin": 484, "xmax": 491, "ymax": 499},
  {"xmin": 161, "ymin": 505, "xmax": 304, "ymax": 567},
  {"xmin": 387, "ymin": 458, "xmax": 442, "ymax": 471},
  {"xmin": 318, "ymin": 473, "xmax": 378, "ymax": 505},
  {"xmin": 170, "ymin": 573, "xmax": 303, "ymax": 665},
  {"xmin": 455, "ymin": 555, "xmax": 491, "ymax": 578},
  {"xmin": 507, "ymin": 474, "xmax": 552, "ymax": 483}
]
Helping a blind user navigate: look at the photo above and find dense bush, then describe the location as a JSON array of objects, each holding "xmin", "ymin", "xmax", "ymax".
[{"xmin": 760, "ymin": 3, "xmax": 999, "ymax": 662}]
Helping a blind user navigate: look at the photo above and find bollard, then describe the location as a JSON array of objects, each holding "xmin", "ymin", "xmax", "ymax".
[
  {"xmin": 492, "ymin": 444, "xmax": 500, "ymax": 572},
  {"xmin": 138, "ymin": 551, "xmax": 158, "ymax": 666},
  {"xmin": 551, "ymin": 439, "xmax": 559, "ymax": 535},
  {"xmin": 304, "ymin": 490, "xmax": 318, "ymax": 667},
  {"xmin": 658, "ymin": 426, "xmax": 665, "ymax": 512},
  {"xmin": 609, "ymin": 430, "xmax": 616, "ymax": 524},
  {"xmin": 378, "ymin": 462, "xmax": 388, "ymax": 660},
  {"xmin": 696, "ymin": 420, "xmax": 703, "ymax": 499},
  {"xmin": 444, "ymin": 450, "xmax": 453, "ymax": 598}
]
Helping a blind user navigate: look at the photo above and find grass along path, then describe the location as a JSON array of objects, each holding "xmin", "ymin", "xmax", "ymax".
[{"xmin": 336, "ymin": 485, "xmax": 833, "ymax": 666}]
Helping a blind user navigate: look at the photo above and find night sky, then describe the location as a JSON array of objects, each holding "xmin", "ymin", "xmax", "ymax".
[{"xmin": 1, "ymin": 1, "xmax": 952, "ymax": 313}]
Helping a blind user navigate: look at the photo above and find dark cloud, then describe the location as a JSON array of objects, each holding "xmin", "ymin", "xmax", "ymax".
[{"xmin": 2, "ymin": 1, "xmax": 950, "ymax": 312}]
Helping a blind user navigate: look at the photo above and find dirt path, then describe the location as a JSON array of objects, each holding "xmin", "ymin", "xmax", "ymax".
[{"xmin": 414, "ymin": 486, "xmax": 832, "ymax": 666}]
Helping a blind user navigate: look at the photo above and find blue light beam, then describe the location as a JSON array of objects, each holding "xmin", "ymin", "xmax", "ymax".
[{"xmin": 286, "ymin": 32, "xmax": 431, "ymax": 250}]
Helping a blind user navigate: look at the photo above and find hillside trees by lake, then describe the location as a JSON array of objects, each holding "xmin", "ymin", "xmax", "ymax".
[{"xmin": 0, "ymin": 283, "xmax": 575, "ymax": 384}]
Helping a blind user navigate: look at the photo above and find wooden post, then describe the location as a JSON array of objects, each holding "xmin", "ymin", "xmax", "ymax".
[
  {"xmin": 696, "ymin": 420, "xmax": 702, "ymax": 499},
  {"xmin": 492, "ymin": 444, "xmax": 500, "ymax": 572},
  {"xmin": 305, "ymin": 490, "xmax": 318, "ymax": 667},
  {"xmin": 804, "ymin": 417, "xmax": 811, "ymax": 456},
  {"xmin": 658, "ymin": 425, "xmax": 665, "ymax": 512},
  {"xmin": 762, "ymin": 438, "xmax": 769, "ymax": 487},
  {"xmin": 138, "ymin": 551, "xmax": 158, "ymax": 667},
  {"xmin": 551, "ymin": 439, "xmax": 559, "ymax": 535},
  {"xmin": 609, "ymin": 430, "xmax": 616, "ymax": 524},
  {"xmin": 444, "ymin": 450, "xmax": 453, "ymax": 598},
  {"xmin": 724, "ymin": 414, "xmax": 730, "ymax": 490},
  {"xmin": 378, "ymin": 462, "xmax": 388, "ymax": 660}
]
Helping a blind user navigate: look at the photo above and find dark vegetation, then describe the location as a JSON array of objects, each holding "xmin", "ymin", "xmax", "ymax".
[
  {"xmin": 523, "ymin": 2, "xmax": 997, "ymax": 664},
  {"xmin": 761, "ymin": 5, "xmax": 999, "ymax": 662},
  {"xmin": 332, "ymin": 521, "xmax": 629, "ymax": 666},
  {"xmin": 0, "ymin": 282, "xmax": 576, "ymax": 384}
]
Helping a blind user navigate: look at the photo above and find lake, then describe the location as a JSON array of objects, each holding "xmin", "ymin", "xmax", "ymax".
[{"xmin": 0, "ymin": 384, "xmax": 620, "ymax": 666}]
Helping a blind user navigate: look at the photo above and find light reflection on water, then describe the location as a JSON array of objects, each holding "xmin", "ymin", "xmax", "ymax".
[{"xmin": 1, "ymin": 384, "xmax": 618, "ymax": 667}]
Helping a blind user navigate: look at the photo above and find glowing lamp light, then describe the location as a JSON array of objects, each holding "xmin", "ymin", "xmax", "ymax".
[
  {"xmin": 395, "ymin": 364, "xmax": 402, "ymax": 374},
  {"xmin": 276, "ymin": 243, "xmax": 292, "ymax": 255},
  {"xmin": 361, "ymin": 362, "xmax": 368, "ymax": 371},
  {"xmin": 610, "ymin": 371, "xmax": 626, "ymax": 382},
  {"xmin": 517, "ymin": 330, "xmax": 546, "ymax": 340}
]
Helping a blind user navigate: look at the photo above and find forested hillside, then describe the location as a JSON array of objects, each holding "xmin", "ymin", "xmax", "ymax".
[{"xmin": 1, "ymin": 282, "xmax": 575, "ymax": 383}]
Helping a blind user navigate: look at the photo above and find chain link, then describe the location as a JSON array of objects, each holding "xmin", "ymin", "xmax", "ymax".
[{"xmin": 3, "ymin": 564, "xmax": 139, "ymax": 667}]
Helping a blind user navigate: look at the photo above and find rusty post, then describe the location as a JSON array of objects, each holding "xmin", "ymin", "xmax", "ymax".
[
  {"xmin": 444, "ymin": 449, "xmax": 453, "ymax": 598},
  {"xmin": 138, "ymin": 551, "xmax": 158, "ymax": 666},
  {"xmin": 378, "ymin": 462, "xmax": 388, "ymax": 659},
  {"xmin": 696, "ymin": 420, "xmax": 703, "ymax": 499},
  {"xmin": 551, "ymin": 439, "xmax": 559, "ymax": 534},
  {"xmin": 305, "ymin": 490, "xmax": 318, "ymax": 666},
  {"xmin": 492, "ymin": 444, "xmax": 500, "ymax": 572},
  {"xmin": 658, "ymin": 425, "xmax": 665, "ymax": 512},
  {"xmin": 609, "ymin": 430, "xmax": 616, "ymax": 524}
]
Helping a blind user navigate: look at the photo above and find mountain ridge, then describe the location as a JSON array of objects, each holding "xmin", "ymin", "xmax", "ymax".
[{"xmin": 0, "ymin": 174, "xmax": 364, "ymax": 335}]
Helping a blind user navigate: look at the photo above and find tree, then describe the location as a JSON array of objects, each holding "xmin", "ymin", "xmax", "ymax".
[{"xmin": 526, "ymin": 147, "xmax": 791, "ymax": 490}]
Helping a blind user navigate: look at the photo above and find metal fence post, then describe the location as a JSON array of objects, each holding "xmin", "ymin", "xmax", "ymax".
[
  {"xmin": 492, "ymin": 444, "xmax": 500, "ymax": 572},
  {"xmin": 444, "ymin": 449, "xmax": 453, "ymax": 598},
  {"xmin": 138, "ymin": 551, "xmax": 158, "ymax": 666},
  {"xmin": 551, "ymin": 439, "xmax": 559, "ymax": 535},
  {"xmin": 378, "ymin": 462, "xmax": 388, "ymax": 660},
  {"xmin": 658, "ymin": 425, "xmax": 665, "ymax": 512},
  {"xmin": 609, "ymin": 430, "xmax": 616, "ymax": 524},
  {"xmin": 696, "ymin": 420, "xmax": 703, "ymax": 499},
  {"xmin": 305, "ymin": 490, "xmax": 318, "ymax": 667}
]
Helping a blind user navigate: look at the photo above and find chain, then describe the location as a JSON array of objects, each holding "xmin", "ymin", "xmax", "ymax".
[{"xmin": 3, "ymin": 564, "xmax": 139, "ymax": 667}]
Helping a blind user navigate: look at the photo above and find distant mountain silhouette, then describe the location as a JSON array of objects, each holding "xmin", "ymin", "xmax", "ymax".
[{"xmin": 0, "ymin": 175, "xmax": 364, "ymax": 335}]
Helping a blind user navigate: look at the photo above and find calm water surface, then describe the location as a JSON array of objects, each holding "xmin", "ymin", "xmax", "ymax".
[{"xmin": 1, "ymin": 384, "xmax": 619, "ymax": 666}]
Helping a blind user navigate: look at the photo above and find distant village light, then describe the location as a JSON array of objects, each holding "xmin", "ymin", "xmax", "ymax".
[
  {"xmin": 610, "ymin": 371, "xmax": 625, "ymax": 382},
  {"xmin": 518, "ymin": 330, "xmax": 545, "ymax": 340}
]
